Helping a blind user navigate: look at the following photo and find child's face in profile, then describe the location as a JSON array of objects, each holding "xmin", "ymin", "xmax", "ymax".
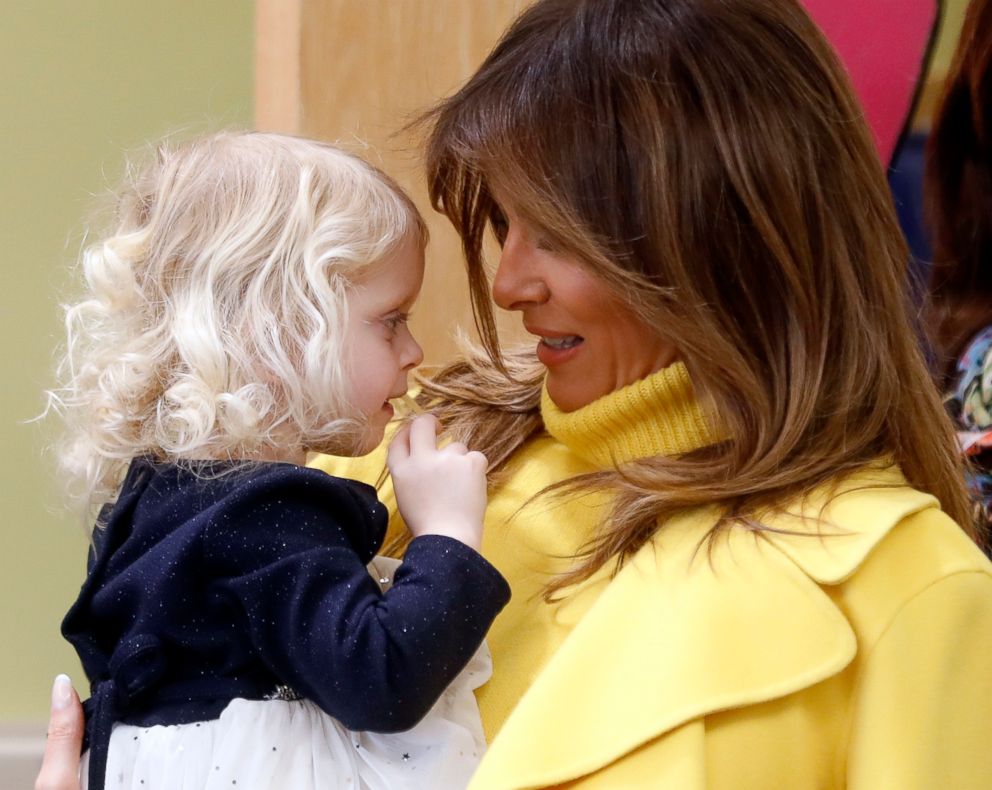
[{"xmin": 341, "ymin": 236, "xmax": 426, "ymax": 454}]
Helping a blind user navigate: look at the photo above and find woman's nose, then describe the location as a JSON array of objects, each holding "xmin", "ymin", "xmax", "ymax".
[{"xmin": 491, "ymin": 233, "xmax": 550, "ymax": 311}]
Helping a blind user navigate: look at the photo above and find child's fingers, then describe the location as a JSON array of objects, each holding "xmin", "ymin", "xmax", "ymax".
[
  {"xmin": 36, "ymin": 675, "xmax": 83, "ymax": 790},
  {"xmin": 467, "ymin": 450, "xmax": 490, "ymax": 471},
  {"xmin": 408, "ymin": 414, "xmax": 440, "ymax": 454},
  {"xmin": 386, "ymin": 422, "xmax": 413, "ymax": 467}
]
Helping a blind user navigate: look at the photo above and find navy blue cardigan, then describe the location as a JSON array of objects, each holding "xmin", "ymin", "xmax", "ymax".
[{"xmin": 62, "ymin": 458, "xmax": 510, "ymax": 789}]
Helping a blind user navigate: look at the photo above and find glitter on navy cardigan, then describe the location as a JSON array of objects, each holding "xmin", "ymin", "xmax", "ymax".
[{"xmin": 62, "ymin": 458, "xmax": 511, "ymax": 790}]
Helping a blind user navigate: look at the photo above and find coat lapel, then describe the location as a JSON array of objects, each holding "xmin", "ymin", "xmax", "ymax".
[
  {"xmin": 471, "ymin": 466, "xmax": 938, "ymax": 789},
  {"xmin": 759, "ymin": 465, "xmax": 938, "ymax": 584}
]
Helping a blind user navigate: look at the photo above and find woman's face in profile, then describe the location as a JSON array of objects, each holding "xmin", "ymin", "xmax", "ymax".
[{"xmin": 491, "ymin": 205, "xmax": 679, "ymax": 411}]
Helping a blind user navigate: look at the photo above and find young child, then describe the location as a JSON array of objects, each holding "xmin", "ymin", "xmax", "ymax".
[{"xmin": 51, "ymin": 131, "xmax": 510, "ymax": 790}]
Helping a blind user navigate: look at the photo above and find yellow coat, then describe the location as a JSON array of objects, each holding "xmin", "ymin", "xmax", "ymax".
[
  {"xmin": 470, "ymin": 467, "xmax": 992, "ymax": 789},
  {"xmin": 314, "ymin": 365, "xmax": 992, "ymax": 788}
]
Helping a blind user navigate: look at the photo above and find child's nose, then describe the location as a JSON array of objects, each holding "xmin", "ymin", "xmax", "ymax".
[{"xmin": 402, "ymin": 329, "xmax": 424, "ymax": 370}]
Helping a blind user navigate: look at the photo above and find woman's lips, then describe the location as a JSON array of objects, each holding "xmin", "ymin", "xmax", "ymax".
[{"xmin": 536, "ymin": 335, "xmax": 584, "ymax": 366}]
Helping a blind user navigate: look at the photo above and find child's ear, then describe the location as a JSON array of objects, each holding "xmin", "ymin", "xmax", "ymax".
[{"xmin": 801, "ymin": 0, "xmax": 940, "ymax": 167}]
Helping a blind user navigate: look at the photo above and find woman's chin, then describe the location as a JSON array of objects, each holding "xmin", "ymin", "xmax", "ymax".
[{"xmin": 546, "ymin": 376, "xmax": 602, "ymax": 412}]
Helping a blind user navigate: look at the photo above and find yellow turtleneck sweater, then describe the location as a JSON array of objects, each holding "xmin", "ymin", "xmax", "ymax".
[{"xmin": 311, "ymin": 362, "xmax": 714, "ymax": 740}]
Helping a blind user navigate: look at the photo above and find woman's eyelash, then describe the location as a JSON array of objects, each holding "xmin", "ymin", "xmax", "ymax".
[
  {"xmin": 490, "ymin": 207, "xmax": 558, "ymax": 253},
  {"xmin": 491, "ymin": 216, "xmax": 508, "ymax": 245}
]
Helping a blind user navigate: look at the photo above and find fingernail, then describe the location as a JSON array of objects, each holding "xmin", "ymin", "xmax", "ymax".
[{"xmin": 52, "ymin": 674, "xmax": 73, "ymax": 710}]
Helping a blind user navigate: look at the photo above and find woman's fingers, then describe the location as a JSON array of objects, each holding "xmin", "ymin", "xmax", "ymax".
[{"xmin": 35, "ymin": 675, "xmax": 83, "ymax": 790}]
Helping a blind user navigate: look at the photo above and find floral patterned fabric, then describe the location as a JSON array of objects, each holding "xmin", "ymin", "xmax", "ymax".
[{"xmin": 946, "ymin": 326, "xmax": 992, "ymax": 531}]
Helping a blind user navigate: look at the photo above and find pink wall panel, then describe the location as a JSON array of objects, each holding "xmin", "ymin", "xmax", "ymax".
[{"xmin": 803, "ymin": 0, "xmax": 940, "ymax": 164}]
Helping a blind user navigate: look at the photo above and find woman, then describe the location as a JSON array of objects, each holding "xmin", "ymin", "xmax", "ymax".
[
  {"xmin": 925, "ymin": 0, "xmax": 992, "ymax": 531},
  {"xmin": 926, "ymin": 0, "xmax": 992, "ymax": 383},
  {"xmin": 38, "ymin": 0, "xmax": 992, "ymax": 788}
]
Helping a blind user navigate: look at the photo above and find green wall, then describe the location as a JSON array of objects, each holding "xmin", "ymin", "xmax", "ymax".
[{"xmin": 0, "ymin": 1, "xmax": 252, "ymax": 721}]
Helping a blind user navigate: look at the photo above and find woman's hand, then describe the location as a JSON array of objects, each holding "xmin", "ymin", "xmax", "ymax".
[
  {"xmin": 387, "ymin": 414, "xmax": 489, "ymax": 552},
  {"xmin": 35, "ymin": 675, "xmax": 83, "ymax": 790}
]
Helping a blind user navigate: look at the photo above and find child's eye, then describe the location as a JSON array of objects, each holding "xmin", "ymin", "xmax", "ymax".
[{"xmin": 381, "ymin": 312, "xmax": 410, "ymax": 334}]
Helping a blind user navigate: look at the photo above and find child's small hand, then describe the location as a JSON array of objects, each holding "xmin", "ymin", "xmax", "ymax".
[{"xmin": 387, "ymin": 414, "xmax": 488, "ymax": 552}]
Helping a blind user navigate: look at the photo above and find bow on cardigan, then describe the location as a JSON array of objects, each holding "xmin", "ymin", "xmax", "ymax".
[
  {"xmin": 84, "ymin": 633, "xmax": 167, "ymax": 790},
  {"xmin": 82, "ymin": 633, "xmax": 273, "ymax": 788}
]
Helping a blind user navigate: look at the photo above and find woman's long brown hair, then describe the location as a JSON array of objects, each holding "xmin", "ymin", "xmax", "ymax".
[
  {"xmin": 415, "ymin": 0, "xmax": 978, "ymax": 595},
  {"xmin": 925, "ymin": 0, "xmax": 992, "ymax": 385}
]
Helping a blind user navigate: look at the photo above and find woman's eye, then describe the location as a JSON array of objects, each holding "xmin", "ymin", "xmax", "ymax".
[
  {"xmin": 490, "ymin": 210, "xmax": 509, "ymax": 245},
  {"xmin": 535, "ymin": 235, "xmax": 559, "ymax": 253}
]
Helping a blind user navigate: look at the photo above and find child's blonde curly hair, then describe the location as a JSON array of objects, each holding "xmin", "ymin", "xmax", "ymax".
[{"xmin": 48, "ymin": 131, "xmax": 426, "ymax": 521}]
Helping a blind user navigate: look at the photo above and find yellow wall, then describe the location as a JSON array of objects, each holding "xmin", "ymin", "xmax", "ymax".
[
  {"xmin": 913, "ymin": 0, "xmax": 971, "ymax": 126},
  {"xmin": 0, "ymin": 2, "xmax": 252, "ymax": 721},
  {"xmin": 933, "ymin": 0, "xmax": 970, "ymax": 76}
]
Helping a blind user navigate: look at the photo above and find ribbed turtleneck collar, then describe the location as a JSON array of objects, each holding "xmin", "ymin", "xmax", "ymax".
[{"xmin": 540, "ymin": 362, "xmax": 717, "ymax": 468}]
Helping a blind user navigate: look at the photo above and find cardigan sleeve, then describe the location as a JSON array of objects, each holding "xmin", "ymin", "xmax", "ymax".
[
  {"xmin": 845, "ymin": 569, "xmax": 992, "ymax": 788},
  {"xmin": 309, "ymin": 438, "xmax": 410, "ymax": 555},
  {"xmin": 203, "ymin": 468, "xmax": 510, "ymax": 733}
]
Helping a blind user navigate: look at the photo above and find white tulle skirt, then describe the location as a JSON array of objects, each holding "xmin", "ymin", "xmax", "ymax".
[{"xmin": 80, "ymin": 558, "xmax": 490, "ymax": 790}]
